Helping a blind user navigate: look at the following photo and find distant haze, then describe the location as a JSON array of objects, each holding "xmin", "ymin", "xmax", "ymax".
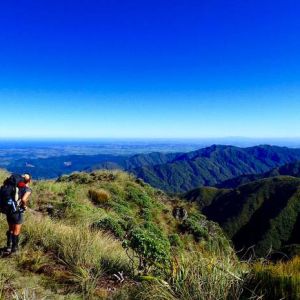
[{"xmin": 1, "ymin": 138, "xmax": 300, "ymax": 154}]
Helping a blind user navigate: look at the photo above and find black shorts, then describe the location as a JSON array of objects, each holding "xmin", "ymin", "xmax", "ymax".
[{"xmin": 6, "ymin": 211, "xmax": 24, "ymax": 225}]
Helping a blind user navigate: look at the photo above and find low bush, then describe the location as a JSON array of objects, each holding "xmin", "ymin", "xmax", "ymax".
[
  {"xmin": 126, "ymin": 186, "xmax": 153, "ymax": 208},
  {"xmin": 123, "ymin": 227, "xmax": 171, "ymax": 275},
  {"xmin": 180, "ymin": 215, "xmax": 209, "ymax": 242},
  {"xmin": 92, "ymin": 217, "xmax": 126, "ymax": 239},
  {"xmin": 168, "ymin": 234, "xmax": 183, "ymax": 248},
  {"xmin": 140, "ymin": 207, "xmax": 153, "ymax": 221},
  {"xmin": 113, "ymin": 202, "xmax": 133, "ymax": 216},
  {"xmin": 143, "ymin": 222, "xmax": 165, "ymax": 240}
]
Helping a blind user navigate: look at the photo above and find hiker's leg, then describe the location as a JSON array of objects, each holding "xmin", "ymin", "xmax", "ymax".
[
  {"xmin": 11, "ymin": 234, "xmax": 19, "ymax": 252},
  {"xmin": 11, "ymin": 224, "xmax": 21, "ymax": 252},
  {"xmin": 7, "ymin": 214, "xmax": 14, "ymax": 233},
  {"xmin": 13, "ymin": 224, "xmax": 22, "ymax": 236},
  {"xmin": 9, "ymin": 224, "xmax": 14, "ymax": 233},
  {"xmin": 4, "ymin": 216, "xmax": 14, "ymax": 251},
  {"xmin": 10, "ymin": 212, "xmax": 24, "ymax": 253}
]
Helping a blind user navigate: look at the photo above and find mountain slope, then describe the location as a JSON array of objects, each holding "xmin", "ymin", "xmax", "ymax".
[
  {"xmin": 132, "ymin": 145, "xmax": 300, "ymax": 193},
  {"xmin": 184, "ymin": 176, "xmax": 300, "ymax": 257},
  {"xmin": 217, "ymin": 161, "xmax": 300, "ymax": 188}
]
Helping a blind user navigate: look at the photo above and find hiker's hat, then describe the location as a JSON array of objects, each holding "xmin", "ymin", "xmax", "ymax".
[{"xmin": 23, "ymin": 173, "xmax": 32, "ymax": 183}]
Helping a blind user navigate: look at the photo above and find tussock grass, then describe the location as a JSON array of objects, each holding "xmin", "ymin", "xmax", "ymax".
[
  {"xmin": 88, "ymin": 188, "xmax": 111, "ymax": 206},
  {"xmin": 0, "ymin": 260, "xmax": 16, "ymax": 299},
  {"xmin": 23, "ymin": 213, "xmax": 130, "ymax": 270},
  {"xmin": 251, "ymin": 256, "xmax": 300, "ymax": 299},
  {"xmin": 128, "ymin": 251, "xmax": 246, "ymax": 300},
  {"xmin": 169, "ymin": 252, "xmax": 244, "ymax": 300},
  {"xmin": 22, "ymin": 213, "xmax": 130, "ymax": 297}
]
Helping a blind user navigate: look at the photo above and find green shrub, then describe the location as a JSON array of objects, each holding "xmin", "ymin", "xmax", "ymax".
[
  {"xmin": 122, "ymin": 216, "xmax": 137, "ymax": 231},
  {"xmin": 180, "ymin": 215, "xmax": 209, "ymax": 242},
  {"xmin": 69, "ymin": 173, "xmax": 93, "ymax": 184},
  {"xmin": 112, "ymin": 201, "xmax": 133, "ymax": 216},
  {"xmin": 57, "ymin": 186, "xmax": 78, "ymax": 216},
  {"xmin": 143, "ymin": 222, "xmax": 165, "ymax": 240},
  {"xmin": 168, "ymin": 234, "xmax": 183, "ymax": 248},
  {"xmin": 126, "ymin": 186, "xmax": 153, "ymax": 208},
  {"xmin": 92, "ymin": 217, "xmax": 126, "ymax": 239},
  {"xmin": 123, "ymin": 227, "xmax": 171, "ymax": 275},
  {"xmin": 140, "ymin": 207, "xmax": 153, "ymax": 221}
]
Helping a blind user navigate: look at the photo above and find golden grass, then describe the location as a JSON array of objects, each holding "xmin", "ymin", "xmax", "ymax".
[
  {"xmin": 252, "ymin": 256, "xmax": 300, "ymax": 299},
  {"xmin": 20, "ymin": 212, "xmax": 130, "ymax": 297},
  {"xmin": 88, "ymin": 188, "xmax": 111, "ymax": 205},
  {"xmin": 0, "ymin": 170, "xmax": 9, "ymax": 184},
  {"xmin": 130, "ymin": 250, "xmax": 246, "ymax": 300}
]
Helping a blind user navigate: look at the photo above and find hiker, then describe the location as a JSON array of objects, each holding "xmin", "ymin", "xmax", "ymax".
[{"xmin": 2, "ymin": 174, "xmax": 32, "ymax": 254}]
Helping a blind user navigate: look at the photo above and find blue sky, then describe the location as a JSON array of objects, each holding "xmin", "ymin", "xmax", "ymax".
[{"xmin": 0, "ymin": 0, "xmax": 299, "ymax": 139}]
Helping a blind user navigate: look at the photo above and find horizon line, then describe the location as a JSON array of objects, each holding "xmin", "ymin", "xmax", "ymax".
[{"xmin": 1, "ymin": 137, "xmax": 300, "ymax": 141}]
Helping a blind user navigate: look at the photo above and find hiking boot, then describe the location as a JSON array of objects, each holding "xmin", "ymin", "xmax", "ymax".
[
  {"xmin": 3, "ymin": 247, "xmax": 12, "ymax": 255},
  {"xmin": 11, "ymin": 234, "xmax": 19, "ymax": 253},
  {"xmin": 6, "ymin": 231, "xmax": 12, "ymax": 249}
]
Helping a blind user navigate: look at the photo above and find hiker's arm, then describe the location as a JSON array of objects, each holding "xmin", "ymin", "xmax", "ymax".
[{"xmin": 21, "ymin": 191, "xmax": 31, "ymax": 207}]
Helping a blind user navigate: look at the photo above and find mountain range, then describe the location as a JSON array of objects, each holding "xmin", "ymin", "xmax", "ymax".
[
  {"xmin": 131, "ymin": 145, "xmax": 300, "ymax": 192},
  {"xmin": 7, "ymin": 145, "xmax": 300, "ymax": 193}
]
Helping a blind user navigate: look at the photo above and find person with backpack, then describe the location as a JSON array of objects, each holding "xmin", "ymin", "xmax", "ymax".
[{"xmin": 0, "ymin": 173, "xmax": 32, "ymax": 254}]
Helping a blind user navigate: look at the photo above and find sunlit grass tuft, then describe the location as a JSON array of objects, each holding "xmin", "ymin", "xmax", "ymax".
[
  {"xmin": 22, "ymin": 213, "xmax": 130, "ymax": 297},
  {"xmin": 252, "ymin": 256, "xmax": 300, "ymax": 299}
]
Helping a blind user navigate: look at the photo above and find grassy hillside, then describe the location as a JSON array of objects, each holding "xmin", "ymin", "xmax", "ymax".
[
  {"xmin": 184, "ymin": 176, "xmax": 300, "ymax": 258},
  {"xmin": 0, "ymin": 170, "xmax": 248, "ymax": 299}
]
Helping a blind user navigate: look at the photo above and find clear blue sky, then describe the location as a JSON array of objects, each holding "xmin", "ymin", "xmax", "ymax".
[{"xmin": 0, "ymin": 0, "xmax": 299, "ymax": 139}]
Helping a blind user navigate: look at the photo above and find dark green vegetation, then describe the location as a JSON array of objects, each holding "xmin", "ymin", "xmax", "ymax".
[
  {"xmin": 8, "ymin": 145, "xmax": 300, "ymax": 193},
  {"xmin": 218, "ymin": 161, "xmax": 300, "ymax": 188},
  {"xmin": 184, "ymin": 176, "xmax": 300, "ymax": 258}
]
